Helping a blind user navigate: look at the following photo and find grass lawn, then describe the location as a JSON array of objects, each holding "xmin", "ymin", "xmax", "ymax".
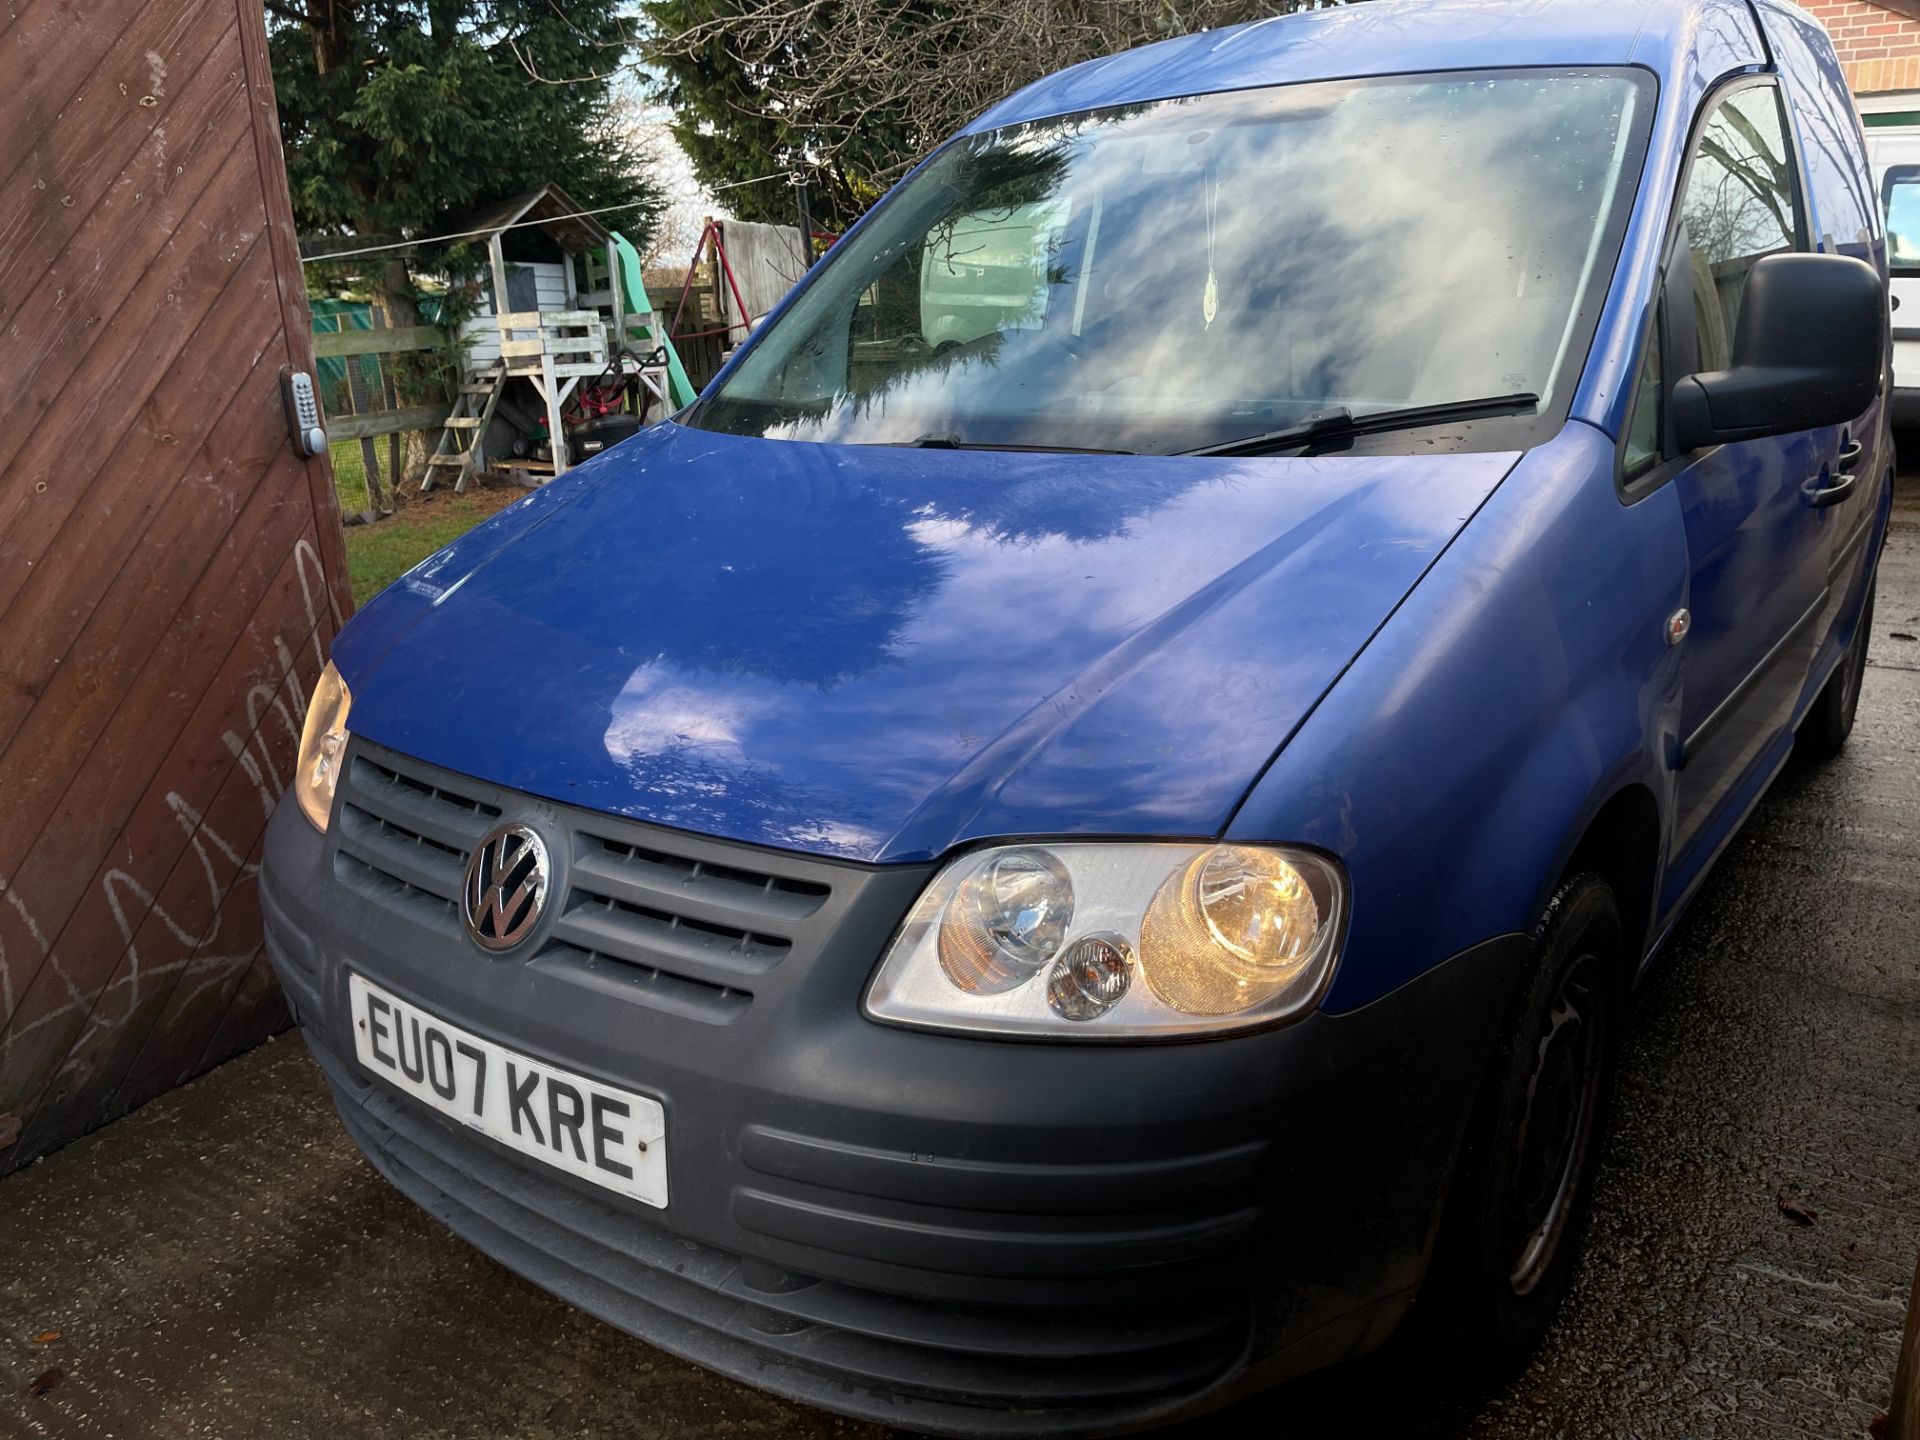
[
  {"xmin": 329, "ymin": 438, "xmax": 374, "ymax": 514},
  {"xmin": 343, "ymin": 483, "xmax": 527, "ymax": 605}
]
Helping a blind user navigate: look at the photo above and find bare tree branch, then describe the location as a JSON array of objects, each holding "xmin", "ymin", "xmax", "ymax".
[{"xmin": 644, "ymin": 0, "xmax": 1330, "ymax": 189}]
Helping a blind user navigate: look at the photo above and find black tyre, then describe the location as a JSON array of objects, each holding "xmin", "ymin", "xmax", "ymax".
[
  {"xmin": 1421, "ymin": 872, "xmax": 1624, "ymax": 1376},
  {"xmin": 1798, "ymin": 574, "xmax": 1875, "ymax": 762}
]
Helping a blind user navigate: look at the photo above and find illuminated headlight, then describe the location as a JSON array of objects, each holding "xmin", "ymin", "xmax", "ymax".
[
  {"xmin": 866, "ymin": 843, "xmax": 1346, "ymax": 1038},
  {"xmin": 294, "ymin": 660, "xmax": 352, "ymax": 831}
]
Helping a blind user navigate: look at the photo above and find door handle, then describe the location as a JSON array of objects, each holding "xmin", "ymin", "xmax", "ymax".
[{"xmin": 1804, "ymin": 440, "xmax": 1862, "ymax": 508}]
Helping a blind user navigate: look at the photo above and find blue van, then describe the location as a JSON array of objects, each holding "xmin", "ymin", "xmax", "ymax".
[{"xmin": 264, "ymin": 0, "xmax": 1890, "ymax": 1431}]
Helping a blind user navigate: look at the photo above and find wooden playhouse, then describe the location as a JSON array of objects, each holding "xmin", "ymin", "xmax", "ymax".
[{"xmin": 431, "ymin": 183, "xmax": 687, "ymax": 483}]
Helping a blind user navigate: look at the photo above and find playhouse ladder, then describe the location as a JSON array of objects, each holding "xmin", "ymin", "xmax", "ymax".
[{"xmin": 422, "ymin": 365, "xmax": 505, "ymax": 492}]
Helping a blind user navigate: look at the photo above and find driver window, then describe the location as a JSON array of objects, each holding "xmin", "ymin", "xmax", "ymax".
[{"xmin": 1677, "ymin": 84, "xmax": 1804, "ymax": 373}]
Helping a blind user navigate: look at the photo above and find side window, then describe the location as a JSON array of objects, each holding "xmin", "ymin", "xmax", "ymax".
[
  {"xmin": 1679, "ymin": 85, "xmax": 1805, "ymax": 373},
  {"xmin": 1622, "ymin": 310, "xmax": 1664, "ymax": 478},
  {"xmin": 1883, "ymin": 165, "xmax": 1920, "ymax": 274}
]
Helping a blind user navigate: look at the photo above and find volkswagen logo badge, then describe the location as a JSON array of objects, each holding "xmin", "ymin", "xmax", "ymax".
[{"xmin": 462, "ymin": 823, "xmax": 550, "ymax": 952}]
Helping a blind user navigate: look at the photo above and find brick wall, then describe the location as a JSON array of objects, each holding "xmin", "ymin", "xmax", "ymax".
[{"xmin": 1800, "ymin": 0, "xmax": 1920, "ymax": 93}]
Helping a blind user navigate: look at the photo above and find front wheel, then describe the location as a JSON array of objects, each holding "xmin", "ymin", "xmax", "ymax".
[
  {"xmin": 1419, "ymin": 872, "xmax": 1624, "ymax": 1375},
  {"xmin": 1798, "ymin": 572, "xmax": 1875, "ymax": 763}
]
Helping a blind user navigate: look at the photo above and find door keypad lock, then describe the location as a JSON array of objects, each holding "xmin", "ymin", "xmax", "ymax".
[{"xmin": 282, "ymin": 368, "xmax": 328, "ymax": 458}]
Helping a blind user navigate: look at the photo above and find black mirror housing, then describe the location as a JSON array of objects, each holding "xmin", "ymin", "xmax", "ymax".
[{"xmin": 1670, "ymin": 251, "xmax": 1885, "ymax": 452}]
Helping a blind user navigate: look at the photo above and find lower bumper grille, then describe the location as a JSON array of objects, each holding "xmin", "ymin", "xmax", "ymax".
[{"xmin": 307, "ymin": 1036, "xmax": 1249, "ymax": 1431}]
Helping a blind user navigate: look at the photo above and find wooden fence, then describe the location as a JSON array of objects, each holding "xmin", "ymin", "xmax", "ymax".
[
  {"xmin": 310, "ymin": 315, "xmax": 453, "ymax": 516},
  {"xmin": 0, "ymin": 0, "xmax": 352, "ymax": 1170},
  {"xmin": 312, "ymin": 297, "xmax": 723, "ymax": 512}
]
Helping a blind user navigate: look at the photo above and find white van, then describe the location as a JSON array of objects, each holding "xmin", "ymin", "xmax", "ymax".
[
  {"xmin": 1864, "ymin": 91, "xmax": 1920, "ymax": 423},
  {"xmin": 918, "ymin": 200, "xmax": 1072, "ymax": 350}
]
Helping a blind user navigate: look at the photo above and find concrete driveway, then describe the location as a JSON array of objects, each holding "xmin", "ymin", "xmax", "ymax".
[{"xmin": 5, "ymin": 488, "xmax": 1917, "ymax": 1440}]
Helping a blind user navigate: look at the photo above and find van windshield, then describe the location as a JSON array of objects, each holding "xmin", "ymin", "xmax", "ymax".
[{"xmin": 686, "ymin": 69, "xmax": 1653, "ymax": 455}]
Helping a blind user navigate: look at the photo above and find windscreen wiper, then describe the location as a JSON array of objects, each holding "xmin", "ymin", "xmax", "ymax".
[
  {"xmin": 886, "ymin": 432, "xmax": 1136, "ymax": 455},
  {"xmin": 1180, "ymin": 393, "xmax": 1540, "ymax": 458}
]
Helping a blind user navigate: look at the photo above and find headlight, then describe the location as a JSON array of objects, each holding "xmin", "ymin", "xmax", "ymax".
[
  {"xmin": 294, "ymin": 660, "xmax": 352, "ymax": 831},
  {"xmin": 865, "ymin": 842, "xmax": 1346, "ymax": 1038},
  {"xmin": 937, "ymin": 846, "xmax": 1073, "ymax": 993}
]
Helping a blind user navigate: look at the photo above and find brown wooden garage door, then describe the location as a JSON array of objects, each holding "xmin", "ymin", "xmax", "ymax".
[{"xmin": 0, "ymin": 0, "xmax": 351, "ymax": 1170}]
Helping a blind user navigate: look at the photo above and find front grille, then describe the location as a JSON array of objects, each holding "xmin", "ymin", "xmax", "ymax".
[
  {"xmin": 334, "ymin": 753, "xmax": 502, "ymax": 929},
  {"xmin": 552, "ymin": 829, "xmax": 824, "ymax": 985},
  {"xmin": 333, "ymin": 740, "xmax": 841, "ymax": 1023}
]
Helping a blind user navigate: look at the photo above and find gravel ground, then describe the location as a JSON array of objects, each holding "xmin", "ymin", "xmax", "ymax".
[{"xmin": 3, "ymin": 490, "xmax": 1916, "ymax": 1440}]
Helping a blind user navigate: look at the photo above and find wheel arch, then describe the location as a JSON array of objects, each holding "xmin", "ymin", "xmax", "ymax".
[{"xmin": 1551, "ymin": 782, "xmax": 1662, "ymax": 973}]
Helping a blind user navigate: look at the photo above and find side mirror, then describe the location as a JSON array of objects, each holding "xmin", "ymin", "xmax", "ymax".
[{"xmin": 1670, "ymin": 252, "xmax": 1885, "ymax": 451}]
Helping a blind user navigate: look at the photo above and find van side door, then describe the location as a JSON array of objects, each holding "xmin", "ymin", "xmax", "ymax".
[{"xmin": 1625, "ymin": 79, "xmax": 1833, "ymax": 885}]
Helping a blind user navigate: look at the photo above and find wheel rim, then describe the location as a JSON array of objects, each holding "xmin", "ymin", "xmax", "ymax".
[{"xmin": 1508, "ymin": 953, "xmax": 1608, "ymax": 1296}]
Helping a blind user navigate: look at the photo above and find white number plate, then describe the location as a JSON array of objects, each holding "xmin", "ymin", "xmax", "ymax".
[{"xmin": 348, "ymin": 974, "xmax": 668, "ymax": 1208}]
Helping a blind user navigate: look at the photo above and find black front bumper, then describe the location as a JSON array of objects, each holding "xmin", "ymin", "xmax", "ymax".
[{"xmin": 260, "ymin": 739, "xmax": 1526, "ymax": 1437}]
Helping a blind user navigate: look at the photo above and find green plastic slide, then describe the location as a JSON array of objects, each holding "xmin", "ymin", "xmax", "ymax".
[{"xmin": 610, "ymin": 231, "xmax": 699, "ymax": 410}]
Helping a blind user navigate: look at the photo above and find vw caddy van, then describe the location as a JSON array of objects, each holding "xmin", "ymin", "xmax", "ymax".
[
  {"xmin": 1866, "ymin": 107, "xmax": 1920, "ymax": 422},
  {"xmin": 264, "ymin": 0, "xmax": 1891, "ymax": 1431}
]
